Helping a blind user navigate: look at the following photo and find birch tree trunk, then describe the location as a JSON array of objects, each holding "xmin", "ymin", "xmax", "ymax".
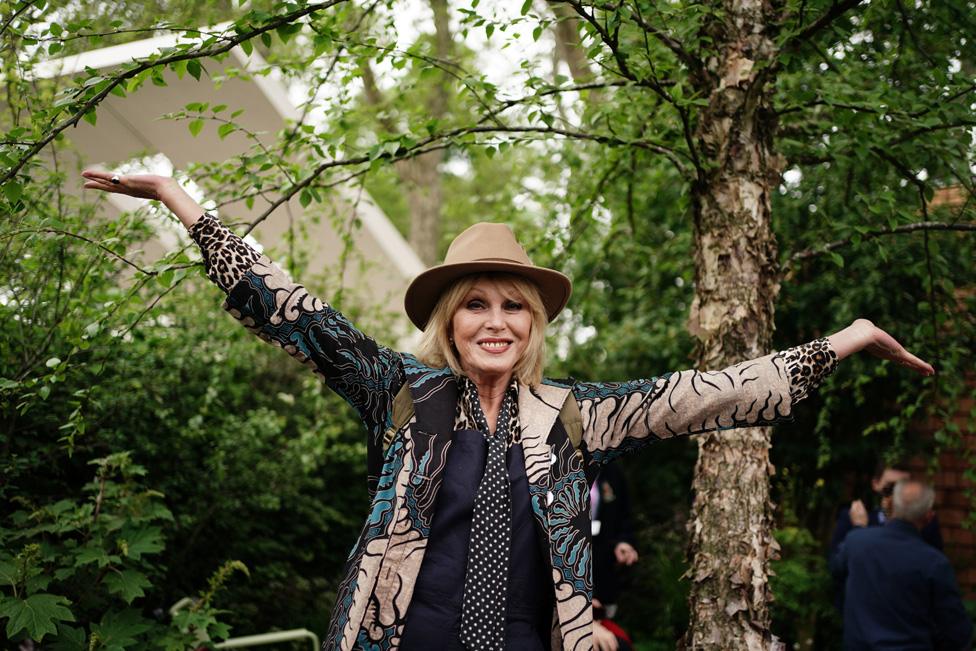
[{"xmin": 683, "ymin": 0, "xmax": 785, "ymax": 648}]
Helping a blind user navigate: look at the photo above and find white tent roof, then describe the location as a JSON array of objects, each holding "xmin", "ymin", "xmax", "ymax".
[{"xmin": 40, "ymin": 31, "xmax": 424, "ymax": 336}]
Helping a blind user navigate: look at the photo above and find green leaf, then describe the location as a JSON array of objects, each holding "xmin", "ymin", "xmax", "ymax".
[
  {"xmin": 47, "ymin": 624, "xmax": 86, "ymax": 651},
  {"xmin": 828, "ymin": 251, "xmax": 845, "ymax": 268},
  {"xmin": 240, "ymin": 39, "xmax": 253, "ymax": 56},
  {"xmin": 73, "ymin": 544, "xmax": 112, "ymax": 568},
  {"xmin": 261, "ymin": 32, "xmax": 272, "ymax": 48},
  {"xmin": 188, "ymin": 119, "xmax": 204, "ymax": 137},
  {"xmin": 3, "ymin": 181, "xmax": 23, "ymax": 203},
  {"xmin": 0, "ymin": 594, "xmax": 75, "ymax": 642},
  {"xmin": 186, "ymin": 59, "xmax": 202, "ymax": 81},
  {"xmin": 299, "ymin": 189, "xmax": 312, "ymax": 208},
  {"xmin": 49, "ymin": 23, "xmax": 63, "ymax": 37},
  {"xmin": 90, "ymin": 609, "xmax": 151, "ymax": 650},
  {"xmin": 82, "ymin": 110, "xmax": 97, "ymax": 126},
  {"xmin": 104, "ymin": 570, "xmax": 150, "ymax": 604},
  {"xmin": 121, "ymin": 526, "xmax": 163, "ymax": 560},
  {"xmin": 217, "ymin": 123, "xmax": 235, "ymax": 140},
  {"xmin": 520, "ymin": 0, "xmax": 532, "ymax": 15},
  {"xmin": 485, "ymin": 24, "xmax": 494, "ymax": 39}
]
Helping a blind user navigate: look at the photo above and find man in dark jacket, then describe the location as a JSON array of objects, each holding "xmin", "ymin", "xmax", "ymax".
[
  {"xmin": 830, "ymin": 479, "xmax": 972, "ymax": 650},
  {"xmin": 829, "ymin": 462, "xmax": 944, "ymax": 611}
]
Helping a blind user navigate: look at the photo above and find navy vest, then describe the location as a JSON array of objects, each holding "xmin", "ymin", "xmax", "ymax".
[{"xmin": 399, "ymin": 429, "xmax": 552, "ymax": 650}]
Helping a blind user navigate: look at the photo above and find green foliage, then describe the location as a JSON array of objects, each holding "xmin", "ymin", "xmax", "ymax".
[
  {"xmin": 0, "ymin": 450, "xmax": 231, "ymax": 648},
  {"xmin": 769, "ymin": 526, "xmax": 839, "ymax": 649},
  {"xmin": 1, "ymin": 0, "xmax": 973, "ymax": 648}
]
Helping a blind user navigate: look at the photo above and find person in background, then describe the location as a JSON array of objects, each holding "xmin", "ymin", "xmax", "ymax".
[
  {"xmin": 829, "ymin": 460, "xmax": 944, "ymax": 610},
  {"xmin": 591, "ymin": 462, "xmax": 638, "ymax": 651},
  {"xmin": 830, "ymin": 479, "xmax": 972, "ymax": 651},
  {"xmin": 592, "ymin": 462, "xmax": 639, "ymax": 619}
]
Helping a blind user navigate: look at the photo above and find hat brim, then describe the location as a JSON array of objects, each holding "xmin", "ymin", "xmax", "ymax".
[{"xmin": 404, "ymin": 261, "xmax": 572, "ymax": 331}]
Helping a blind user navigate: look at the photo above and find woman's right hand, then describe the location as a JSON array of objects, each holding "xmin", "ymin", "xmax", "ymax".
[
  {"xmin": 82, "ymin": 170, "xmax": 206, "ymax": 230},
  {"xmin": 82, "ymin": 170, "xmax": 177, "ymax": 201}
]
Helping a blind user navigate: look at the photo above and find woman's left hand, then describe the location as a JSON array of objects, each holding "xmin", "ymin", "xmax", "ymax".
[{"xmin": 828, "ymin": 319, "xmax": 935, "ymax": 376}]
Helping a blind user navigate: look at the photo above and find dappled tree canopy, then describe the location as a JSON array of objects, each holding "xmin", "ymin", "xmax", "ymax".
[{"xmin": 1, "ymin": 0, "xmax": 974, "ymax": 649}]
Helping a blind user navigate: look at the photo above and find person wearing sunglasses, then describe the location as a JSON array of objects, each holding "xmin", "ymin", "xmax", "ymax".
[{"xmin": 829, "ymin": 461, "xmax": 944, "ymax": 612}]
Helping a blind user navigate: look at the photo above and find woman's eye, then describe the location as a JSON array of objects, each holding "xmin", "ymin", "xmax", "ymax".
[
  {"xmin": 466, "ymin": 300, "xmax": 485, "ymax": 309},
  {"xmin": 505, "ymin": 301, "xmax": 523, "ymax": 310}
]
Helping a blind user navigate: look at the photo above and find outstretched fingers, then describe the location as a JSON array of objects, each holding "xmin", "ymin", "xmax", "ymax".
[
  {"xmin": 82, "ymin": 170, "xmax": 123, "ymax": 193},
  {"xmin": 868, "ymin": 330, "xmax": 936, "ymax": 376},
  {"xmin": 895, "ymin": 348, "xmax": 936, "ymax": 376}
]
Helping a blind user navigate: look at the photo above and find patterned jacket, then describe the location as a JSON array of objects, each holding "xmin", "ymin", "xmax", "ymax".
[{"xmin": 188, "ymin": 213, "xmax": 838, "ymax": 651}]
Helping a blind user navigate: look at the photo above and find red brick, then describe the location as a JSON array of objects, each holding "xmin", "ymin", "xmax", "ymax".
[
  {"xmin": 938, "ymin": 508, "xmax": 967, "ymax": 527},
  {"xmin": 942, "ymin": 490, "xmax": 973, "ymax": 508},
  {"xmin": 940, "ymin": 455, "xmax": 969, "ymax": 471},
  {"xmin": 953, "ymin": 529, "xmax": 976, "ymax": 546}
]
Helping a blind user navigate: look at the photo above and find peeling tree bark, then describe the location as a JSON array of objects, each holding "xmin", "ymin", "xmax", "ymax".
[{"xmin": 683, "ymin": 0, "xmax": 785, "ymax": 649}]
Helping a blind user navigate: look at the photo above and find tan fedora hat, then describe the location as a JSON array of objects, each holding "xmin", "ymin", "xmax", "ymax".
[{"xmin": 404, "ymin": 222, "xmax": 572, "ymax": 331}]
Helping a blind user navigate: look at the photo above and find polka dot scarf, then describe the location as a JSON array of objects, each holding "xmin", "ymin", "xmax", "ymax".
[{"xmin": 459, "ymin": 376, "xmax": 517, "ymax": 651}]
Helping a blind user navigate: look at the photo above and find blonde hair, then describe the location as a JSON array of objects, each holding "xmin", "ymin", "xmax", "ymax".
[{"xmin": 416, "ymin": 273, "xmax": 548, "ymax": 387}]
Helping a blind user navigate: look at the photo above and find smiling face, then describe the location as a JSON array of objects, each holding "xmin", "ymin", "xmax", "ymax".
[{"xmin": 451, "ymin": 279, "xmax": 533, "ymax": 387}]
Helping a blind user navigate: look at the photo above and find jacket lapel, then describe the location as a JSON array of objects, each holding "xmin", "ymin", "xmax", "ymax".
[
  {"xmin": 518, "ymin": 382, "xmax": 570, "ymax": 536},
  {"xmin": 402, "ymin": 359, "xmax": 457, "ymax": 536},
  {"xmin": 521, "ymin": 381, "xmax": 593, "ymax": 651}
]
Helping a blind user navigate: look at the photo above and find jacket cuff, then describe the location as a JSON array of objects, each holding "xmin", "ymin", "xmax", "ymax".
[
  {"xmin": 188, "ymin": 212, "xmax": 262, "ymax": 293},
  {"xmin": 778, "ymin": 337, "xmax": 839, "ymax": 403}
]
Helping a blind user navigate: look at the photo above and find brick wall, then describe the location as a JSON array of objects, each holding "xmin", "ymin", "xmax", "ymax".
[{"xmin": 908, "ymin": 393, "xmax": 976, "ymax": 597}]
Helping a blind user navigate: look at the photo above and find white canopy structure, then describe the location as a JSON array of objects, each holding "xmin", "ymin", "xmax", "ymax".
[{"xmin": 39, "ymin": 31, "xmax": 425, "ymax": 338}]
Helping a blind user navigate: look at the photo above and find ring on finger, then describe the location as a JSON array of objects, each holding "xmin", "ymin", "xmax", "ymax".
[{"xmin": 111, "ymin": 175, "xmax": 121, "ymax": 185}]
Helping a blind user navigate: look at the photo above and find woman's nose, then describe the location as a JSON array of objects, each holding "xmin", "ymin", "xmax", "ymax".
[{"xmin": 485, "ymin": 306, "xmax": 505, "ymax": 329}]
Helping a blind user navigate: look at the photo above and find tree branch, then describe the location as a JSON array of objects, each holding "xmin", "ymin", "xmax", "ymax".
[
  {"xmin": 0, "ymin": 0, "xmax": 348, "ymax": 187},
  {"xmin": 0, "ymin": 0, "xmax": 39, "ymax": 42},
  {"xmin": 784, "ymin": 0, "xmax": 863, "ymax": 49},
  {"xmin": 785, "ymin": 221, "xmax": 976, "ymax": 268},
  {"xmin": 237, "ymin": 123, "xmax": 689, "ymax": 234},
  {"xmin": 0, "ymin": 227, "xmax": 187, "ymax": 276}
]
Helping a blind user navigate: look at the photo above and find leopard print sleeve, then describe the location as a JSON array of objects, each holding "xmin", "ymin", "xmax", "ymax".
[
  {"xmin": 776, "ymin": 337, "xmax": 839, "ymax": 402},
  {"xmin": 188, "ymin": 212, "xmax": 261, "ymax": 293}
]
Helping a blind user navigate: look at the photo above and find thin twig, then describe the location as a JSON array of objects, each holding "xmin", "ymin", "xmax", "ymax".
[
  {"xmin": 783, "ymin": 0, "xmax": 863, "ymax": 50},
  {"xmin": 2, "ymin": 227, "xmax": 157, "ymax": 274}
]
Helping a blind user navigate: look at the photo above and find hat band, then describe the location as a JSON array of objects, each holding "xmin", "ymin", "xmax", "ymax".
[{"xmin": 443, "ymin": 256, "xmax": 531, "ymax": 266}]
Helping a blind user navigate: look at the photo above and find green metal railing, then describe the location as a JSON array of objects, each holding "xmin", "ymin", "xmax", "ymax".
[
  {"xmin": 169, "ymin": 597, "xmax": 319, "ymax": 651},
  {"xmin": 215, "ymin": 629, "xmax": 320, "ymax": 650}
]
